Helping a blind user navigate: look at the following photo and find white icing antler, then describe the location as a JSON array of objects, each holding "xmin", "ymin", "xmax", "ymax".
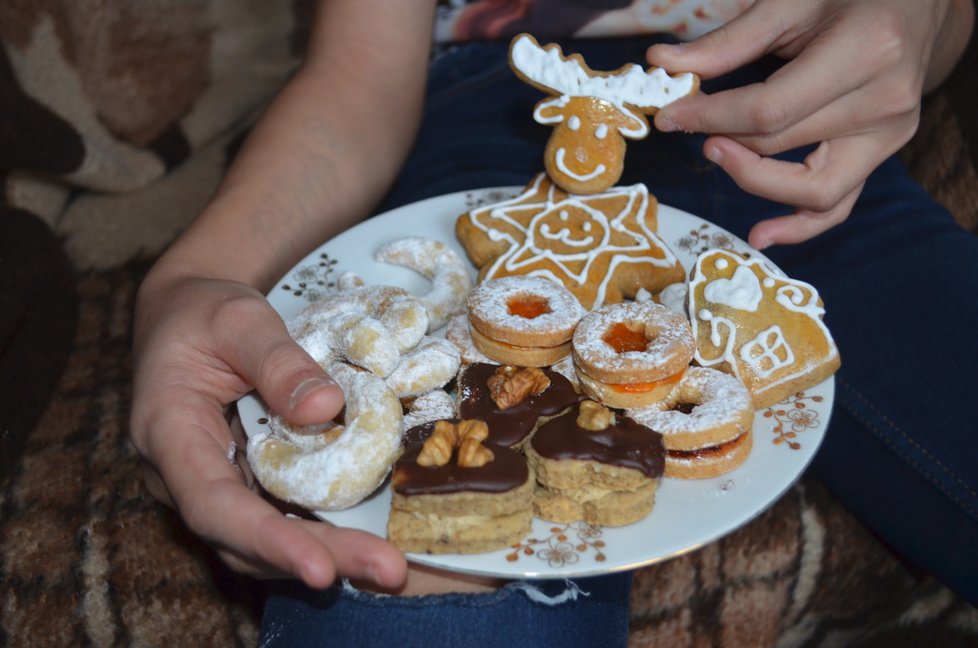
[{"xmin": 509, "ymin": 33, "xmax": 696, "ymax": 116}]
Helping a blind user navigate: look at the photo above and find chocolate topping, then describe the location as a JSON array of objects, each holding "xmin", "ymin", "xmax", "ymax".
[
  {"xmin": 531, "ymin": 403, "xmax": 665, "ymax": 479},
  {"xmin": 393, "ymin": 420, "xmax": 529, "ymax": 496},
  {"xmin": 458, "ymin": 363, "xmax": 583, "ymax": 447}
]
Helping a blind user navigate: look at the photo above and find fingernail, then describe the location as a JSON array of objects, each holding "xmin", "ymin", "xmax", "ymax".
[
  {"xmin": 658, "ymin": 114, "xmax": 679, "ymax": 133},
  {"xmin": 656, "ymin": 42, "xmax": 687, "ymax": 56},
  {"xmin": 364, "ymin": 563, "xmax": 383, "ymax": 586},
  {"xmin": 290, "ymin": 375, "xmax": 336, "ymax": 410},
  {"xmin": 754, "ymin": 238, "xmax": 772, "ymax": 251},
  {"xmin": 705, "ymin": 144, "xmax": 722, "ymax": 164}
]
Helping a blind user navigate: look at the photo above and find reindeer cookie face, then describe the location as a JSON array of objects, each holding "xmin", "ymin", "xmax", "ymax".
[
  {"xmin": 455, "ymin": 173, "xmax": 685, "ymax": 310},
  {"xmin": 688, "ymin": 249, "xmax": 841, "ymax": 409},
  {"xmin": 509, "ymin": 33, "xmax": 699, "ymax": 195}
]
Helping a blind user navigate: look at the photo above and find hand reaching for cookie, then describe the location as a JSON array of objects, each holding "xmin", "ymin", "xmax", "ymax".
[
  {"xmin": 646, "ymin": 0, "xmax": 974, "ymax": 249},
  {"xmin": 130, "ymin": 273, "xmax": 408, "ymax": 588}
]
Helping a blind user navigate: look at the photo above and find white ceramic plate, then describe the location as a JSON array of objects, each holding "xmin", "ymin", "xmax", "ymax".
[{"xmin": 238, "ymin": 186, "xmax": 832, "ymax": 580}]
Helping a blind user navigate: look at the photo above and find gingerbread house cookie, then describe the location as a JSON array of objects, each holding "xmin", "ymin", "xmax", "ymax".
[{"xmin": 688, "ymin": 249, "xmax": 841, "ymax": 409}]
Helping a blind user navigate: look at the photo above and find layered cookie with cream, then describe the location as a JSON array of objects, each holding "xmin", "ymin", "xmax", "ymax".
[
  {"xmin": 525, "ymin": 400, "xmax": 665, "ymax": 526},
  {"xmin": 387, "ymin": 419, "xmax": 534, "ymax": 554}
]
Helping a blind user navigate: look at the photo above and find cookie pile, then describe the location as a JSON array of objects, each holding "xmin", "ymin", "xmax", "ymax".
[{"xmin": 393, "ymin": 34, "xmax": 837, "ymax": 553}]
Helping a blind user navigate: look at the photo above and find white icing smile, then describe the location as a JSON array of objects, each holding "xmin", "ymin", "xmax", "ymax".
[{"xmin": 554, "ymin": 147, "xmax": 606, "ymax": 182}]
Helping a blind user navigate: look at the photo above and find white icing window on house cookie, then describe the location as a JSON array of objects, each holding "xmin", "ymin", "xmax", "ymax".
[{"xmin": 740, "ymin": 325, "xmax": 794, "ymax": 378}]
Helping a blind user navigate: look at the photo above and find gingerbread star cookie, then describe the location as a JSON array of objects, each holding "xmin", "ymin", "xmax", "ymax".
[{"xmin": 455, "ymin": 172, "xmax": 685, "ymax": 309}]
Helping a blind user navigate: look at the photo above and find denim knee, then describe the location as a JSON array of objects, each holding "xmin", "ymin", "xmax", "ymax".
[{"xmin": 259, "ymin": 573, "xmax": 632, "ymax": 648}]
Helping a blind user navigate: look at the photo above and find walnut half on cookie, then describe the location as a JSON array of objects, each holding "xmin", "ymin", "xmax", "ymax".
[{"xmin": 388, "ymin": 419, "xmax": 534, "ymax": 554}]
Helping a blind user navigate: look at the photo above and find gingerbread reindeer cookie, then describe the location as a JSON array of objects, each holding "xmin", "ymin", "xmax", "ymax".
[
  {"xmin": 455, "ymin": 172, "xmax": 685, "ymax": 309},
  {"xmin": 688, "ymin": 249, "xmax": 841, "ymax": 409},
  {"xmin": 509, "ymin": 33, "xmax": 699, "ymax": 195}
]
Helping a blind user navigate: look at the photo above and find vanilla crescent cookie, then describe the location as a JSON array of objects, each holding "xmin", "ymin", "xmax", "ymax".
[
  {"xmin": 374, "ymin": 237, "xmax": 472, "ymax": 332},
  {"xmin": 456, "ymin": 172, "xmax": 685, "ymax": 309},
  {"xmin": 288, "ymin": 285, "xmax": 428, "ymax": 377},
  {"xmin": 402, "ymin": 389, "xmax": 456, "ymax": 433},
  {"xmin": 509, "ymin": 33, "xmax": 699, "ymax": 195},
  {"xmin": 384, "ymin": 336, "xmax": 460, "ymax": 399},
  {"xmin": 247, "ymin": 362, "xmax": 402, "ymax": 511},
  {"xmin": 688, "ymin": 249, "xmax": 841, "ymax": 409}
]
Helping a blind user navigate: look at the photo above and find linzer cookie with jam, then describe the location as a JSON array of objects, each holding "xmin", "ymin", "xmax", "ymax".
[
  {"xmin": 572, "ymin": 301, "xmax": 694, "ymax": 409},
  {"xmin": 627, "ymin": 366, "xmax": 755, "ymax": 479},
  {"xmin": 466, "ymin": 275, "xmax": 585, "ymax": 367},
  {"xmin": 387, "ymin": 419, "xmax": 534, "ymax": 554},
  {"xmin": 456, "ymin": 363, "xmax": 583, "ymax": 449},
  {"xmin": 525, "ymin": 400, "xmax": 665, "ymax": 526}
]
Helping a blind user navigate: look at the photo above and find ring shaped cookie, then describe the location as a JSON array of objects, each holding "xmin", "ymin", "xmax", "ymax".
[
  {"xmin": 468, "ymin": 276, "xmax": 585, "ymax": 348},
  {"xmin": 573, "ymin": 301, "xmax": 693, "ymax": 384},
  {"xmin": 248, "ymin": 362, "xmax": 403, "ymax": 511},
  {"xmin": 626, "ymin": 366, "xmax": 754, "ymax": 452}
]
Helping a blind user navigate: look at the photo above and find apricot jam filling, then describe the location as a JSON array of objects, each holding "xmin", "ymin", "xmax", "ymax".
[
  {"xmin": 602, "ymin": 322, "xmax": 647, "ymax": 353},
  {"xmin": 507, "ymin": 295, "xmax": 551, "ymax": 319}
]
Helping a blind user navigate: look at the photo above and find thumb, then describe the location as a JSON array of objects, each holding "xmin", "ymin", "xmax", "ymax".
[{"xmin": 221, "ymin": 302, "xmax": 345, "ymax": 425}]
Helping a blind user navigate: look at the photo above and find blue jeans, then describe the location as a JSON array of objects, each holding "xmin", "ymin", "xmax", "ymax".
[
  {"xmin": 259, "ymin": 38, "xmax": 978, "ymax": 645},
  {"xmin": 260, "ymin": 577, "xmax": 631, "ymax": 647}
]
